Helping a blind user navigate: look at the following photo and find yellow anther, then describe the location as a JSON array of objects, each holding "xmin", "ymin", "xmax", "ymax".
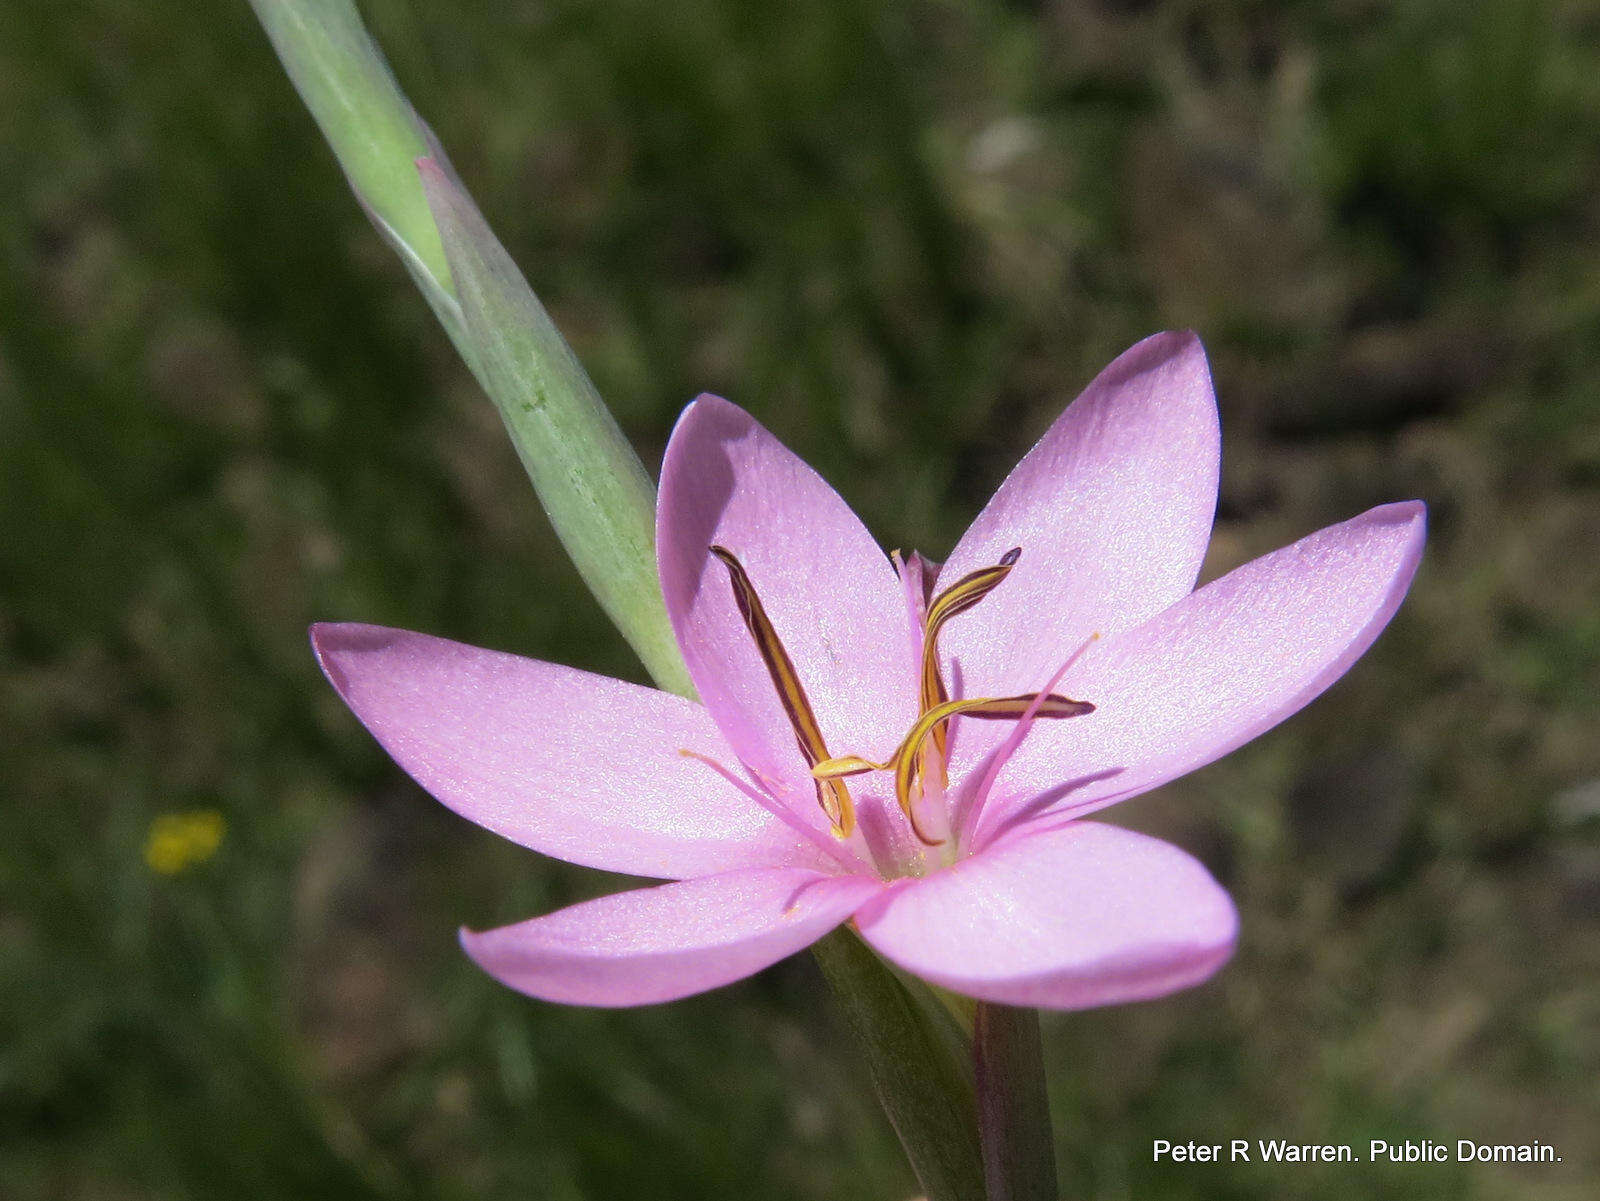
[{"xmin": 811, "ymin": 755, "xmax": 887, "ymax": 780}]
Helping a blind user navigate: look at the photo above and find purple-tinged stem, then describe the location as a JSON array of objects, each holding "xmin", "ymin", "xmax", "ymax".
[
  {"xmin": 812, "ymin": 930, "xmax": 984, "ymax": 1201},
  {"xmin": 974, "ymin": 1003, "xmax": 1058, "ymax": 1201}
]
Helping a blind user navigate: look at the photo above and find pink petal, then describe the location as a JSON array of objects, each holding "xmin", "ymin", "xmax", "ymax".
[
  {"xmin": 461, "ymin": 867, "xmax": 883, "ymax": 1006},
  {"xmin": 970, "ymin": 501, "xmax": 1426, "ymax": 842},
  {"xmin": 312, "ymin": 623, "xmax": 845, "ymax": 879},
  {"xmin": 937, "ymin": 332, "xmax": 1220, "ymax": 698},
  {"xmin": 855, "ymin": 822, "xmax": 1236, "ymax": 1009},
  {"xmin": 657, "ymin": 396, "xmax": 916, "ymax": 802}
]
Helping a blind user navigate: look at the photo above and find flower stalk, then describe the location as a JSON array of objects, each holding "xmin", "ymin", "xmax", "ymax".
[
  {"xmin": 812, "ymin": 930, "xmax": 985, "ymax": 1201},
  {"xmin": 974, "ymin": 1004, "xmax": 1058, "ymax": 1201}
]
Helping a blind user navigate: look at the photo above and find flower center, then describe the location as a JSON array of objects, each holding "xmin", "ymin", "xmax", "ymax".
[{"xmin": 710, "ymin": 545, "xmax": 1093, "ymax": 849}]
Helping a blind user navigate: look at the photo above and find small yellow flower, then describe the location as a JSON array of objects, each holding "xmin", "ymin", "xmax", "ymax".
[{"xmin": 143, "ymin": 809, "xmax": 226, "ymax": 875}]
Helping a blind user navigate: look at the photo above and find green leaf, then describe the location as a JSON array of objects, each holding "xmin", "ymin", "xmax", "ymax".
[
  {"xmin": 248, "ymin": 0, "xmax": 453, "ymax": 322},
  {"xmin": 419, "ymin": 161, "xmax": 692, "ymax": 695},
  {"xmin": 249, "ymin": 0, "xmax": 691, "ymax": 695}
]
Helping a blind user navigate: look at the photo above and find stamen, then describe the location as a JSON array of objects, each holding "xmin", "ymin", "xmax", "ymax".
[
  {"xmin": 710, "ymin": 540, "xmax": 1096, "ymax": 859},
  {"xmin": 917, "ymin": 548, "xmax": 1023, "ymax": 782},
  {"xmin": 887, "ymin": 691, "xmax": 1093, "ymax": 844},
  {"xmin": 710, "ymin": 546, "xmax": 856, "ymax": 838},
  {"xmin": 811, "ymin": 755, "xmax": 887, "ymax": 780}
]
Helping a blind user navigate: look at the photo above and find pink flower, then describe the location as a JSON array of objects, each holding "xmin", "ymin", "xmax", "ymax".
[{"xmin": 312, "ymin": 332, "xmax": 1425, "ymax": 1009}]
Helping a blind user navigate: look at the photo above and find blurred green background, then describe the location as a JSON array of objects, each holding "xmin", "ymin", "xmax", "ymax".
[{"xmin": 4, "ymin": 0, "xmax": 1599, "ymax": 1197}]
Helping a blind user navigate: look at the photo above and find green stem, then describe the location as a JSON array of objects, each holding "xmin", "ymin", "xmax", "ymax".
[
  {"xmin": 973, "ymin": 1003, "xmax": 1058, "ymax": 1201},
  {"xmin": 812, "ymin": 929, "xmax": 985, "ymax": 1201}
]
